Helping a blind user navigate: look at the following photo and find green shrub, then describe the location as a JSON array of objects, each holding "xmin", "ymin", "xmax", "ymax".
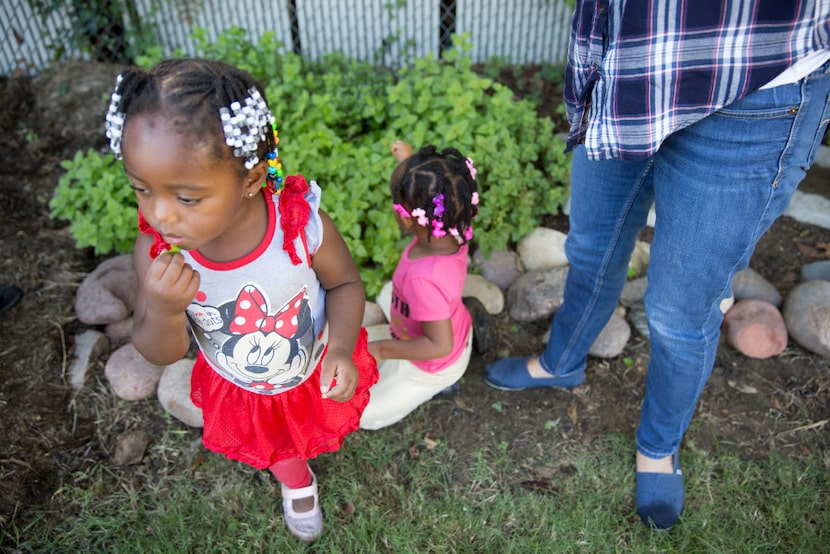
[
  {"xmin": 49, "ymin": 149, "xmax": 137, "ymax": 255},
  {"xmin": 51, "ymin": 29, "xmax": 571, "ymax": 296}
]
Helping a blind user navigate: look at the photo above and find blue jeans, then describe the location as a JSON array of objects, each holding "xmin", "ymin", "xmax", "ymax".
[{"xmin": 541, "ymin": 62, "xmax": 830, "ymax": 460}]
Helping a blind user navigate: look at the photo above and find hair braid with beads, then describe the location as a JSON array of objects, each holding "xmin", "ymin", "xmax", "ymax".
[
  {"xmin": 392, "ymin": 145, "xmax": 480, "ymax": 243},
  {"xmin": 107, "ymin": 58, "xmax": 278, "ymax": 177}
]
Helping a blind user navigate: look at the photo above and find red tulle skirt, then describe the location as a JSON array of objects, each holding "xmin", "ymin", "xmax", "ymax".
[{"xmin": 191, "ymin": 327, "xmax": 379, "ymax": 469}]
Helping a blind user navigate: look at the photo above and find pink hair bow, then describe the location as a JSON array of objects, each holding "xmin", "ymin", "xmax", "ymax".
[{"xmin": 466, "ymin": 158, "xmax": 477, "ymax": 180}]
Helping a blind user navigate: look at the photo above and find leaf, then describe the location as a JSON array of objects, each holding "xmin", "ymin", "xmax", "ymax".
[{"xmin": 568, "ymin": 403, "xmax": 579, "ymax": 426}]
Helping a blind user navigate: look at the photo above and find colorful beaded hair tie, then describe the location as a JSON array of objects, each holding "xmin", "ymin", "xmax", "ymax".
[
  {"xmin": 392, "ymin": 168, "xmax": 480, "ymax": 244},
  {"xmin": 263, "ymin": 124, "xmax": 283, "ymax": 194}
]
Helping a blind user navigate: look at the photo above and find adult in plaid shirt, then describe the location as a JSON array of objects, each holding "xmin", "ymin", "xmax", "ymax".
[{"xmin": 486, "ymin": 1, "xmax": 830, "ymax": 529}]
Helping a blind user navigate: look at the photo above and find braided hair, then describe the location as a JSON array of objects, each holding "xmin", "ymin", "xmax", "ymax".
[
  {"xmin": 108, "ymin": 58, "xmax": 276, "ymax": 174},
  {"xmin": 392, "ymin": 145, "xmax": 480, "ymax": 244}
]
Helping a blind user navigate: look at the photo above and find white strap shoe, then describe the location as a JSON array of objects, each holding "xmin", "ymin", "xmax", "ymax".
[{"xmin": 281, "ymin": 469, "xmax": 323, "ymax": 541}]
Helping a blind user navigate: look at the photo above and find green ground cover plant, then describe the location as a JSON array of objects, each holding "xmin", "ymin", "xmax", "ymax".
[
  {"xmin": 8, "ymin": 412, "xmax": 828, "ymax": 552},
  {"xmin": 48, "ymin": 28, "xmax": 570, "ymax": 296},
  {"xmin": 48, "ymin": 148, "xmax": 138, "ymax": 255}
]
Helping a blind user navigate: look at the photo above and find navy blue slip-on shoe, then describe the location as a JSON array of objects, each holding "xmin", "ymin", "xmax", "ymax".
[
  {"xmin": 636, "ymin": 453, "xmax": 684, "ymax": 530},
  {"xmin": 0, "ymin": 285, "xmax": 22, "ymax": 314},
  {"xmin": 483, "ymin": 356, "xmax": 585, "ymax": 391}
]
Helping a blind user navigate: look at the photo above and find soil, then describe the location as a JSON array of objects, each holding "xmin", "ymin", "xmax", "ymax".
[{"xmin": 1, "ymin": 61, "xmax": 829, "ymax": 540}]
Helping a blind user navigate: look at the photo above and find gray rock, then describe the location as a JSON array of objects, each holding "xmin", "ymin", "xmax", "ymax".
[
  {"xmin": 588, "ymin": 312, "xmax": 631, "ymax": 358},
  {"xmin": 732, "ymin": 267, "xmax": 782, "ymax": 306},
  {"xmin": 463, "ymin": 274, "xmax": 505, "ymax": 315},
  {"xmin": 629, "ymin": 241, "xmax": 651, "ymax": 277},
  {"xmin": 374, "ymin": 281, "xmax": 393, "ymax": 321},
  {"xmin": 507, "ymin": 266, "xmax": 569, "ymax": 322},
  {"xmin": 813, "ymin": 144, "xmax": 830, "ymax": 168},
  {"xmin": 157, "ymin": 358, "xmax": 203, "ymax": 428},
  {"xmin": 105, "ymin": 342, "xmax": 164, "ymax": 400},
  {"xmin": 112, "ymin": 430, "xmax": 151, "ymax": 466},
  {"xmin": 782, "ymin": 281, "xmax": 830, "ymax": 359},
  {"xmin": 75, "ymin": 254, "xmax": 137, "ymax": 325},
  {"xmin": 785, "ymin": 191, "xmax": 830, "ymax": 230},
  {"xmin": 362, "ymin": 301, "xmax": 386, "ymax": 327},
  {"xmin": 67, "ymin": 329, "xmax": 109, "ymax": 390},
  {"xmin": 472, "ymin": 248, "xmax": 524, "ymax": 290},
  {"xmin": 516, "ymin": 227, "xmax": 569, "ymax": 271},
  {"xmin": 365, "ymin": 323, "xmax": 390, "ymax": 343},
  {"xmin": 628, "ymin": 301, "xmax": 650, "ymax": 339},
  {"xmin": 802, "ymin": 260, "xmax": 830, "ymax": 283},
  {"xmin": 105, "ymin": 317, "xmax": 133, "ymax": 342},
  {"xmin": 620, "ymin": 277, "xmax": 648, "ymax": 307}
]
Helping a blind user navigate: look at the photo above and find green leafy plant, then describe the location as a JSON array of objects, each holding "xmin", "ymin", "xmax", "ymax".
[
  {"xmin": 51, "ymin": 29, "xmax": 571, "ymax": 296},
  {"xmin": 49, "ymin": 149, "xmax": 137, "ymax": 255},
  {"xmin": 262, "ymin": 33, "xmax": 571, "ymax": 295},
  {"xmin": 29, "ymin": 0, "xmax": 161, "ymax": 64}
]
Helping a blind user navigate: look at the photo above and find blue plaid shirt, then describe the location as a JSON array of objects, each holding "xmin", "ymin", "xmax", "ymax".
[{"xmin": 565, "ymin": 0, "xmax": 830, "ymax": 161}]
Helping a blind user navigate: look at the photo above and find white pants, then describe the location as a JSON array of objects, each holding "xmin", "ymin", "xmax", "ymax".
[{"xmin": 359, "ymin": 282, "xmax": 473, "ymax": 430}]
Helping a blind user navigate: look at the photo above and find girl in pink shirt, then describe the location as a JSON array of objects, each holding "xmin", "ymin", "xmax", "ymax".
[{"xmin": 360, "ymin": 141, "xmax": 480, "ymax": 429}]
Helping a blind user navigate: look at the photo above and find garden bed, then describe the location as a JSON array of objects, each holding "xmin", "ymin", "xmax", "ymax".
[{"xmin": 1, "ymin": 60, "xmax": 828, "ymax": 549}]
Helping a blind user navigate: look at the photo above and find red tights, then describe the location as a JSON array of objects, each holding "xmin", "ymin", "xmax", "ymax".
[{"xmin": 268, "ymin": 457, "xmax": 311, "ymax": 489}]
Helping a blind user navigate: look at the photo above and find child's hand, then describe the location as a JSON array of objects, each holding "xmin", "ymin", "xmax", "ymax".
[
  {"xmin": 142, "ymin": 252, "xmax": 200, "ymax": 317},
  {"xmin": 391, "ymin": 140, "xmax": 413, "ymax": 162},
  {"xmin": 319, "ymin": 347, "xmax": 358, "ymax": 402}
]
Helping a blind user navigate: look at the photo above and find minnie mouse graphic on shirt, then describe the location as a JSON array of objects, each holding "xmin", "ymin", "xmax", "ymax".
[{"xmin": 186, "ymin": 283, "xmax": 326, "ymax": 394}]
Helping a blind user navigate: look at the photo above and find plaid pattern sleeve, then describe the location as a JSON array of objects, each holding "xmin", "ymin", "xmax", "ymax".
[{"xmin": 565, "ymin": 0, "xmax": 830, "ymax": 161}]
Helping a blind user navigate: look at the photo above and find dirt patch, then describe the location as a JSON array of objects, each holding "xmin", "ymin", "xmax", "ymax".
[{"xmin": 1, "ymin": 60, "xmax": 829, "ymax": 535}]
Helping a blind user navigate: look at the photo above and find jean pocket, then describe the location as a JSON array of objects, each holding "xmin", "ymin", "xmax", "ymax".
[
  {"xmin": 712, "ymin": 78, "xmax": 804, "ymax": 119},
  {"xmin": 711, "ymin": 83, "xmax": 829, "ymax": 171},
  {"xmin": 713, "ymin": 102, "xmax": 799, "ymax": 121}
]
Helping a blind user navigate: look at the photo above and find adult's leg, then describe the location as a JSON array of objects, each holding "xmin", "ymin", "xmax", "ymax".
[
  {"xmin": 639, "ymin": 65, "xmax": 830, "ymax": 461},
  {"xmin": 484, "ymin": 145, "xmax": 654, "ymax": 389},
  {"xmin": 635, "ymin": 62, "xmax": 830, "ymax": 528},
  {"xmin": 542, "ymin": 147, "xmax": 655, "ymax": 374}
]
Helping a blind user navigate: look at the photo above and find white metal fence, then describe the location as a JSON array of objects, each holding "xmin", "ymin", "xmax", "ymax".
[{"xmin": 2, "ymin": 0, "xmax": 572, "ymax": 75}]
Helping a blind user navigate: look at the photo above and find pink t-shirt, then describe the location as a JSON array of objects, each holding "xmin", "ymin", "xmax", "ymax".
[{"xmin": 389, "ymin": 238, "xmax": 472, "ymax": 373}]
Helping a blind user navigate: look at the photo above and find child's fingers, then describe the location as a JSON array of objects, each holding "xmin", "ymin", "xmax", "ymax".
[
  {"xmin": 144, "ymin": 254, "xmax": 200, "ymax": 314},
  {"xmin": 391, "ymin": 140, "xmax": 413, "ymax": 162},
  {"xmin": 324, "ymin": 381, "xmax": 355, "ymax": 402},
  {"xmin": 159, "ymin": 255, "xmax": 199, "ymax": 289},
  {"xmin": 327, "ymin": 368, "xmax": 357, "ymax": 401},
  {"xmin": 319, "ymin": 358, "xmax": 337, "ymax": 396},
  {"xmin": 320, "ymin": 353, "xmax": 358, "ymax": 401}
]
